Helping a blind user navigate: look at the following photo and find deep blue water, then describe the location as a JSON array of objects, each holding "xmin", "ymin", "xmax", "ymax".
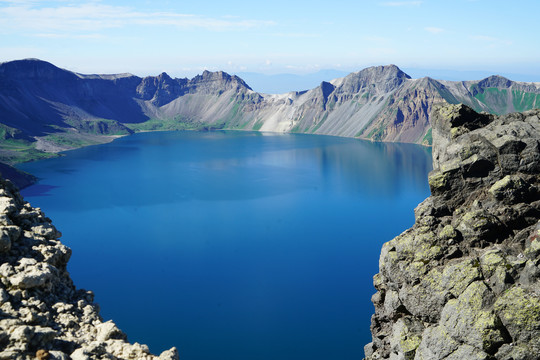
[{"xmin": 18, "ymin": 131, "xmax": 432, "ymax": 360}]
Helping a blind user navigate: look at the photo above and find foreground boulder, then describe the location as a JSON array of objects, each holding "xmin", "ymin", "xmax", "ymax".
[
  {"xmin": 0, "ymin": 177, "xmax": 178, "ymax": 359},
  {"xmin": 365, "ymin": 104, "xmax": 540, "ymax": 360}
]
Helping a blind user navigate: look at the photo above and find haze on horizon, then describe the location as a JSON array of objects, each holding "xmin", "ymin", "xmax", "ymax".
[{"xmin": 1, "ymin": 0, "xmax": 539, "ymax": 82}]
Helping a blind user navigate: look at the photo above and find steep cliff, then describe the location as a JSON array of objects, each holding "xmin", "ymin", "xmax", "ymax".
[
  {"xmin": 365, "ymin": 104, "xmax": 540, "ymax": 360},
  {"xmin": 0, "ymin": 176, "xmax": 178, "ymax": 359}
]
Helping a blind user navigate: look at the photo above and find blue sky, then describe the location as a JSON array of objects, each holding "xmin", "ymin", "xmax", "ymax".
[{"xmin": 1, "ymin": 0, "xmax": 539, "ymax": 79}]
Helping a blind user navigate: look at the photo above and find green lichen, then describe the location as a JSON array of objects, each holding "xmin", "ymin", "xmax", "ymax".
[
  {"xmin": 442, "ymin": 260, "xmax": 482, "ymax": 297},
  {"xmin": 525, "ymin": 239, "xmax": 540, "ymax": 258},
  {"xmin": 406, "ymin": 261, "xmax": 430, "ymax": 278},
  {"xmin": 373, "ymin": 273, "xmax": 384, "ymax": 288},
  {"xmin": 488, "ymin": 175, "xmax": 524, "ymax": 199},
  {"xmin": 400, "ymin": 335, "xmax": 422, "ymax": 354},
  {"xmin": 428, "ymin": 171, "xmax": 447, "ymax": 190},
  {"xmin": 494, "ymin": 286, "xmax": 540, "ymax": 335},
  {"xmin": 438, "ymin": 225, "xmax": 457, "ymax": 240},
  {"xmin": 389, "ymin": 317, "xmax": 425, "ymax": 359},
  {"xmin": 459, "ymin": 210, "xmax": 494, "ymax": 232},
  {"xmin": 441, "ymin": 281, "xmax": 506, "ymax": 353},
  {"xmin": 489, "ymin": 175, "xmax": 513, "ymax": 194},
  {"xmin": 450, "ymin": 127, "xmax": 461, "ymax": 138},
  {"xmin": 480, "ymin": 250, "xmax": 507, "ymax": 277}
]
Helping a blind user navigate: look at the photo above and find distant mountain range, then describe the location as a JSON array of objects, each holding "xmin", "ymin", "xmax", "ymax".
[{"xmin": 1, "ymin": 59, "xmax": 540, "ymax": 169}]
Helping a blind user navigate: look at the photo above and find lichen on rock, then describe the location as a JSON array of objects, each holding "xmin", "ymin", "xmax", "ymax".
[
  {"xmin": 365, "ymin": 104, "xmax": 540, "ymax": 360},
  {"xmin": 0, "ymin": 177, "xmax": 178, "ymax": 359}
]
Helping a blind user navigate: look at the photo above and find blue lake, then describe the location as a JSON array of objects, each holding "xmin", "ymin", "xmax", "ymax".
[{"xmin": 18, "ymin": 131, "xmax": 432, "ymax": 360}]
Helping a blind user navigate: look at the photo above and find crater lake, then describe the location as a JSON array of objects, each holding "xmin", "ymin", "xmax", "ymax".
[{"xmin": 18, "ymin": 130, "xmax": 432, "ymax": 360}]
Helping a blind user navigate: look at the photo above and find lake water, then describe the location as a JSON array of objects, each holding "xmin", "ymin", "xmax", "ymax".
[{"xmin": 18, "ymin": 131, "xmax": 432, "ymax": 360}]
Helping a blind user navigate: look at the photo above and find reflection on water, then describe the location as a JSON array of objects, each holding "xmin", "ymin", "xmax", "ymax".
[
  {"xmin": 18, "ymin": 130, "xmax": 432, "ymax": 360},
  {"xmin": 272, "ymin": 139, "xmax": 432, "ymax": 197},
  {"xmin": 20, "ymin": 131, "xmax": 431, "ymax": 206}
]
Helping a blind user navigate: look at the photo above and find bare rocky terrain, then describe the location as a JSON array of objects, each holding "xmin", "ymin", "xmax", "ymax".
[{"xmin": 365, "ymin": 104, "xmax": 540, "ymax": 360}]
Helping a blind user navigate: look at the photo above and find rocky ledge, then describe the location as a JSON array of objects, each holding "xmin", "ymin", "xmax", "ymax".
[
  {"xmin": 0, "ymin": 178, "xmax": 178, "ymax": 359},
  {"xmin": 365, "ymin": 104, "xmax": 540, "ymax": 360}
]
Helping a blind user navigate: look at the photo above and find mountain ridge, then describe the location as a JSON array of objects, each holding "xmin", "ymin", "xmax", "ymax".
[{"xmin": 1, "ymin": 59, "xmax": 540, "ymax": 173}]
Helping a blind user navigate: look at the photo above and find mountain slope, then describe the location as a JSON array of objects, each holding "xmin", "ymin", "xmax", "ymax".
[{"xmin": 1, "ymin": 59, "xmax": 540, "ymax": 167}]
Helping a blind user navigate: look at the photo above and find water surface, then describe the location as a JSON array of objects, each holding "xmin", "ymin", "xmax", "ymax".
[{"xmin": 19, "ymin": 131, "xmax": 432, "ymax": 360}]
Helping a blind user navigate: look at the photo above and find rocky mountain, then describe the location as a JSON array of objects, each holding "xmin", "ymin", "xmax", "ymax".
[
  {"xmin": 365, "ymin": 104, "xmax": 540, "ymax": 359},
  {"xmin": 0, "ymin": 176, "xmax": 178, "ymax": 359},
  {"xmin": 1, "ymin": 59, "xmax": 540, "ymax": 169}
]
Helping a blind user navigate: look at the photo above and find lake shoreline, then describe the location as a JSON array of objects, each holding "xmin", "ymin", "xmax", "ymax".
[{"xmin": 11, "ymin": 126, "xmax": 432, "ymax": 189}]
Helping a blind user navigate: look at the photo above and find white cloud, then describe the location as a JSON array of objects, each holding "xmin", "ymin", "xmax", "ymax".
[
  {"xmin": 380, "ymin": 1, "xmax": 422, "ymax": 6},
  {"xmin": 425, "ymin": 27, "xmax": 444, "ymax": 34},
  {"xmin": 0, "ymin": 2, "xmax": 275, "ymax": 36},
  {"xmin": 470, "ymin": 35, "xmax": 512, "ymax": 46}
]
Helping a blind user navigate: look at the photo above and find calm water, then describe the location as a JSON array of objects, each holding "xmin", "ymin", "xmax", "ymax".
[{"xmin": 18, "ymin": 131, "xmax": 432, "ymax": 360}]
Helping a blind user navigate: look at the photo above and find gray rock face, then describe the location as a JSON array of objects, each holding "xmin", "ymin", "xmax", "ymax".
[
  {"xmin": 365, "ymin": 104, "xmax": 540, "ymax": 360},
  {"xmin": 0, "ymin": 177, "xmax": 178, "ymax": 359}
]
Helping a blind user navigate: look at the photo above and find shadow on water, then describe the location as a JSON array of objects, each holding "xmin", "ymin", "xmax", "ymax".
[{"xmin": 18, "ymin": 184, "xmax": 59, "ymax": 197}]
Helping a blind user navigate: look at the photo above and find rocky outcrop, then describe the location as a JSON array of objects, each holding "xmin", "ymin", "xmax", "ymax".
[
  {"xmin": 0, "ymin": 177, "xmax": 178, "ymax": 359},
  {"xmin": 365, "ymin": 104, "xmax": 540, "ymax": 360}
]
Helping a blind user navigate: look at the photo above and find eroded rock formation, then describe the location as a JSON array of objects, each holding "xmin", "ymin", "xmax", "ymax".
[
  {"xmin": 365, "ymin": 104, "xmax": 540, "ymax": 359},
  {"xmin": 0, "ymin": 177, "xmax": 178, "ymax": 359}
]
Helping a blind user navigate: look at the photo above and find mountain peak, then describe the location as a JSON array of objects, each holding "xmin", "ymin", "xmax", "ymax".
[
  {"xmin": 477, "ymin": 75, "xmax": 512, "ymax": 88},
  {"xmin": 359, "ymin": 64, "xmax": 411, "ymax": 80},
  {"xmin": 1, "ymin": 58, "xmax": 51, "ymax": 66},
  {"xmin": 332, "ymin": 64, "xmax": 411, "ymax": 94},
  {"xmin": 157, "ymin": 72, "xmax": 172, "ymax": 80},
  {"xmin": 0, "ymin": 58, "xmax": 75, "ymax": 80},
  {"xmin": 191, "ymin": 70, "xmax": 252, "ymax": 91}
]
